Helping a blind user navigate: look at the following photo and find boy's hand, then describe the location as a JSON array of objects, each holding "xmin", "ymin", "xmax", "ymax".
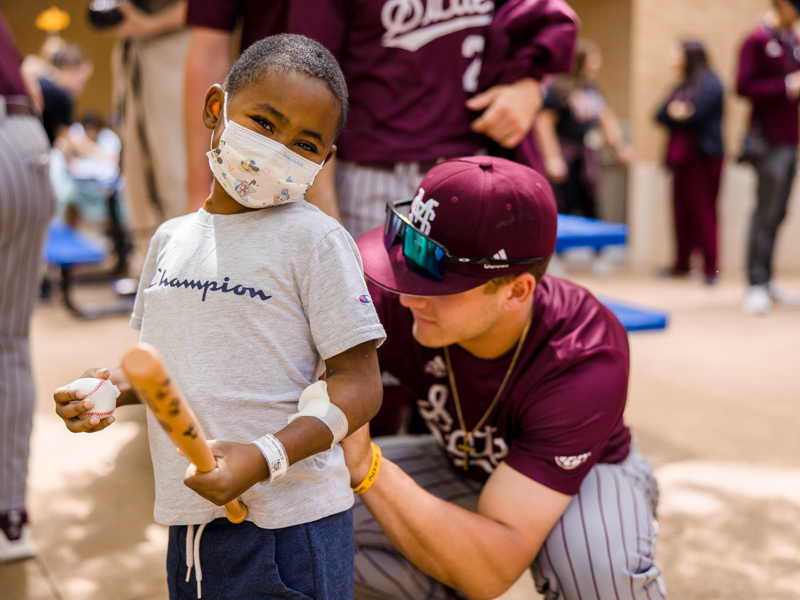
[
  {"xmin": 183, "ymin": 440, "xmax": 267, "ymax": 505},
  {"xmin": 53, "ymin": 368, "xmax": 116, "ymax": 433}
]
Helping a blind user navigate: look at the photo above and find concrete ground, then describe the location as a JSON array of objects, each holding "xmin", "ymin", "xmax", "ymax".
[{"xmin": 1, "ymin": 264, "xmax": 799, "ymax": 600}]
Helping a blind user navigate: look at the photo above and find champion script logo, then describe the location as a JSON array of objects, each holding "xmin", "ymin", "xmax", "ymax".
[
  {"xmin": 381, "ymin": 0, "xmax": 494, "ymax": 51},
  {"xmin": 149, "ymin": 269, "xmax": 272, "ymax": 302}
]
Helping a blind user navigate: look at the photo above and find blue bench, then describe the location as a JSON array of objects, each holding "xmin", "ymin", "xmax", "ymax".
[
  {"xmin": 556, "ymin": 214, "xmax": 627, "ymax": 253},
  {"xmin": 43, "ymin": 220, "xmax": 134, "ymax": 319},
  {"xmin": 601, "ymin": 298, "xmax": 669, "ymax": 332}
]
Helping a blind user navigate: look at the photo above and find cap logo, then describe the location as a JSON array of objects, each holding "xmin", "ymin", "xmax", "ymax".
[
  {"xmin": 484, "ymin": 249, "xmax": 509, "ymax": 269},
  {"xmin": 409, "ymin": 187, "xmax": 439, "ymax": 235}
]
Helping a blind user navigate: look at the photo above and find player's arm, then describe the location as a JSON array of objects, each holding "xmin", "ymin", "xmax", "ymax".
[
  {"xmin": 53, "ymin": 367, "xmax": 141, "ymax": 433},
  {"xmin": 345, "ymin": 427, "xmax": 572, "ymax": 599},
  {"xmin": 598, "ymin": 106, "xmax": 634, "ymax": 167},
  {"xmin": 533, "ymin": 108, "xmax": 567, "ymax": 183},
  {"xmin": 185, "ymin": 26, "xmax": 233, "ymax": 212},
  {"xmin": 183, "ymin": 340, "xmax": 383, "ymax": 505},
  {"xmin": 104, "ymin": 1, "xmax": 187, "ymax": 39}
]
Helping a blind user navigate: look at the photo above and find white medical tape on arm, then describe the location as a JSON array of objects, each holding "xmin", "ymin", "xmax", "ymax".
[
  {"xmin": 287, "ymin": 380, "xmax": 349, "ymax": 449},
  {"xmin": 252, "ymin": 434, "xmax": 289, "ymax": 484}
]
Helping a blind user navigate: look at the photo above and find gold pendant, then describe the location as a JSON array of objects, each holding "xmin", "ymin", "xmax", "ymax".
[{"xmin": 457, "ymin": 434, "xmax": 475, "ymax": 471}]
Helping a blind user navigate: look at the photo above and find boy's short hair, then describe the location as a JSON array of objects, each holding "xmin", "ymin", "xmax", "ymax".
[{"xmin": 225, "ymin": 34, "xmax": 349, "ymax": 137}]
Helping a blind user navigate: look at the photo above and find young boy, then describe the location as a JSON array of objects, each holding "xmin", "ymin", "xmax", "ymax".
[{"xmin": 54, "ymin": 35, "xmax": 385, "ymax": 599}]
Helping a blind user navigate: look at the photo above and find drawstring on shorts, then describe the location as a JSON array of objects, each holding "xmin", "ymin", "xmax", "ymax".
[{"xmin": 185, "ymin": 523, "xmax": 208, "ymax": 598}]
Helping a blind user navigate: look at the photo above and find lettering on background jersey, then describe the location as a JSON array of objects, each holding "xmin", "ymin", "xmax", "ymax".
[
  {"xmin": 381, "ymin": 0, "xmax": 494, "ymax": 52},
  {"xmin": 416, "ymin": 383, "xmax": 509, "ymax": 474}
]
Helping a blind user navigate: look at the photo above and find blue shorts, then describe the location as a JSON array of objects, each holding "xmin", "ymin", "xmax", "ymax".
[{"xmin": 167, "ymin": 509, "xmax": 353, "ymax": 599}]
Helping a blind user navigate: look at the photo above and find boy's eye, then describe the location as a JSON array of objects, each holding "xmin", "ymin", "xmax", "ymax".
[
  {"xmin": 296, "ymin": 141, "xmax": 317, "ymax": 153},
  {"xmin": 251, "ymin": 116, "xmax": 273, "ymax": 131}
]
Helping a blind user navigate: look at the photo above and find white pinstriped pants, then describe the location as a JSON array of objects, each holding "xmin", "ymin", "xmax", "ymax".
[
  {"xmin": 354, "ymin": 435, "xmax": 667, "ymax": 600},
  {"xmin": 0, "ymin": 109, "xmax": 56, "ymax": 512},
  {"xmin": 335, "ymin": 160, "xmax": 430, "ymax": 239}
]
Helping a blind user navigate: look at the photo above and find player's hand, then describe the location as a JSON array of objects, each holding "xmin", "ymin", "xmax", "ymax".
[
  {"xmin": 544, "ymin": 155, "xmax": 568, "ymax": 183},
  {"xmin": 183, "ymin": 440, "xmax": 265, "ymax": 505},
  {"xmin": 104, "ymin": 3, "xmax": 158, "ymax": 39},
  {"xmin": 53, "ymin": 368, "xmax": 116, "ymax": 433},
  {"xmin": 467, "ymin": 78, "xmax": 542, "ymax": 149},
  {"xmin": 341, "ymin": 425, "xmax": 374, "ymax": 488}
]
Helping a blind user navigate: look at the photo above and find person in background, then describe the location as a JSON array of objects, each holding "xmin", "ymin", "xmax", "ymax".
[
  {"xmin": 0, "ymin": 10, "xmax": 57, "ymax": 562},
  {"xmin": 27, "ymin": 41, "xmax": 93, "ymax": 153},
  {"xmin": 536, "ymin": 39, "xmax": 633, "ymax": 219},
  {"xmin": 736, "ymin": 0, "xmax": 800, "ymax": 314},
  {"xmin": 655, "ymin": 40, "xmax": 725, "ymax": 285},
  {"xmin": 101, "ymin": 0, "xmax": 190, "ymax": 276},
  {"xmin": 288, "ymin": 0, "xmax": 578, "ymax": 239}
]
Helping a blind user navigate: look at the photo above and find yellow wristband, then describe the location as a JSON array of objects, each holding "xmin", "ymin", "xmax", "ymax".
[{"xmin": 352, "ymin": 443, "xmax": 381, "ymax": 495}]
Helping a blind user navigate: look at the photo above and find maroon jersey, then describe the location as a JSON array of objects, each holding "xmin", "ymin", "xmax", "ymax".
[
  {"xmin": 370, "ymin": 275, "xmax": 632, "ymax": 496},
  {"xmin": 0, "ymin": 12, "xmax": 29, "ymax": 98},
  {"xmin": 288, "ymin": 0, "xmax": 577, "ymax": 164},
  {"xmin": 736, "ymin": 22, "xmax": 800, "ymax": 146},
  {"xmin": 185, "ymin": 0, "xmax": 288, "ymax": 54}
]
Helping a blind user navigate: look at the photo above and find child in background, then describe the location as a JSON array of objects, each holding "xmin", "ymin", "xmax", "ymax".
[{"xmin": 54, "ymin": 34, "xmax": 385, "ymax": 599}]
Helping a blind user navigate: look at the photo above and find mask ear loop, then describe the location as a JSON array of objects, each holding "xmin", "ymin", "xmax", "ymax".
[{"xmin": 209, "ymin": 91, "xmax": 229, "ymax": 153}]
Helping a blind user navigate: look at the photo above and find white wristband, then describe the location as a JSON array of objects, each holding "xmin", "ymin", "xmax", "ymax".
[
  {"xmin": 287, "ymin": 381, "xmax": 349, "ymax": 449},
  {"xmin": 252, "ymin": 434, "xmax": 288, "ymax": 484}
]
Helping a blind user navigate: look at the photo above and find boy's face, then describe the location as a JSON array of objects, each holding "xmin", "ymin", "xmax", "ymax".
[{"xmin": 203, "ymin": 70, "xmax": 340, "ymax": 165}]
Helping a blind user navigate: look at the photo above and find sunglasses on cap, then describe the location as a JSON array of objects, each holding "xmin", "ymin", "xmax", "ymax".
[{"xmin": 383, "ymin": 199, "xmax": 544, "ymax": 281}]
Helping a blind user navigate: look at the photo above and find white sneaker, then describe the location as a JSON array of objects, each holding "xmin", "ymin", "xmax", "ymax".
[
  {"xmin": 741, "ymin": 285, "xmax": 772, "ymax": 315},
  {"xmin": 0, "ymin": 510, "xmax": 37, "ymax": 562},
  {"xmin": 768, "ymin": 283, "xmax": 800, "ymax": 307}
]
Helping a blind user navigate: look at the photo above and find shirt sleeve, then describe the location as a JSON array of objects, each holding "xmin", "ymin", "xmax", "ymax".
[
  {"xmin": 301, "ymin": 228, "xmax": 386, "ymax": 360},
  {"xmin": 129, "ymin": 231, "xmax": 162, "ymax": 331},
  {"xmin": 503, "ymin": 345, "xmax": 630, "ymax": 496},
  {"xmin": 185, "ymin": 0, "xmax": 239, "ymax": 33},
  {"xmin": 477, "ymin": 0, "xmax": 579, "ymax": 89},
  {"xmin": 736, "ymin": 35, "xmax": 790, "ymax": 102},
  {"xmin": 286, "ymin": 0, "xmax": 347, "ymax": 60}
]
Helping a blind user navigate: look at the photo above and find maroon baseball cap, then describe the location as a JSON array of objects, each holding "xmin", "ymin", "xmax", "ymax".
[{"xmin": 356, "ymin": 156, "xmax": 558, "ymax": 296}]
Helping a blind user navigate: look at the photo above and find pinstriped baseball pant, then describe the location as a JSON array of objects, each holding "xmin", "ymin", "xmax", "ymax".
[
  {"xmin": 354, "ymin": 435, "xmax": 667, "ymax": 600},
  {"xmin": 0, "ymin": 109, "xmax": 56, "ymax": 512},
  {"xmin": 335, "ymin": 160, "xmax": 429, "ymax": 240}
]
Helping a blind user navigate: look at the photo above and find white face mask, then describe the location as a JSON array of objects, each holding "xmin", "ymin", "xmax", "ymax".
[{"xmin": 206, "ymin": 93, "xmax": 325, "ymax": 209}]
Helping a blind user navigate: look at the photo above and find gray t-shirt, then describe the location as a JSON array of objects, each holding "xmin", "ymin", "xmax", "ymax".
[{"xmin": 130, "ymin": 203, "xmax": 386, "ymax": 528}]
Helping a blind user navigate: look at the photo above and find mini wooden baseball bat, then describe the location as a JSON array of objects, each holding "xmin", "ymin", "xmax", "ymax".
[{"xmin": 121, "ymin": 343, "xmax": 247, "ymax": 524}]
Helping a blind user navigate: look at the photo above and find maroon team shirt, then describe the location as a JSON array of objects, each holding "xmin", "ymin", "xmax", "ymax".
[
  {"xmin": 288, "ymin": 0, "xmax": 577, "ymax": 164},
  {"xmin": 185, "ymin": 0, "xmax": 288, "ymax": 54},
  {"xmin": 0, "ymin": 12, "xmax": 30, "ymax": 98},
  {"xmin": 370, "ymin": 275, "xmax": 632, "ymax": 496},
  {"xmin": 737, "ymin": 22, "xmax": 800, "ymax": 146}
]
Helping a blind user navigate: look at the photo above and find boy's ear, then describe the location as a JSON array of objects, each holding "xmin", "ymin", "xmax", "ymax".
[
  {"xmin": 323, "ymin": 144, "xmax": 337, "ymax": 164},
  {"xmin": 202, "ymin": 84, "xmax": 225, "ymax": 130}
]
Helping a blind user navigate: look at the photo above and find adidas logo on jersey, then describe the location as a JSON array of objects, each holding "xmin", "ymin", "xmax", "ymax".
[
  {"xmin": 424, "ymin": 355, "xmax": 448, "ymax": 378},
  {"xmin": 555, "ymin": 452, "xmax": 592, "ymax": 470},
  {"xmin": 484, "ymin": 249, "xmax": 509, "ymax": 269}
]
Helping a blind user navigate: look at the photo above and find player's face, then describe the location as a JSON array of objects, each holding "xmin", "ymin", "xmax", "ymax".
[
  {"xmin": 206, "ymin": 70, "xmax": 340, "ymax": 166},
  {"xmin": 398, "ymin": 284, "xmax": 508, "ymax": 355}
]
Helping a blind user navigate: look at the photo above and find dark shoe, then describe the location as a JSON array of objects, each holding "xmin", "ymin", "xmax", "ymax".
[
  {"xmin": 0, "ymin": 510, "xmax": 36, "ymax": 562},
  {"xmin": 703, "ymin": 274, "xmax": 718, "ymax": 286}
]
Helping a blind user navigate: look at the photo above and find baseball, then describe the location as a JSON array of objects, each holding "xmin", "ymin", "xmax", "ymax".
[{"xmin": 66, "ymin": 377, "xmax": 120, "ymax": 419}]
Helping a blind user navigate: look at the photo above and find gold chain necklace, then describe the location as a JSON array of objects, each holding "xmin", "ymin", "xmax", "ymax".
[{"xmin": 444, "ymin": 310, "xmax": 533, "ymax": 471}]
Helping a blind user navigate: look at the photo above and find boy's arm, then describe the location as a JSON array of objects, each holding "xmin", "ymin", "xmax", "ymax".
[
  {"xmin": 182, "ymin": 340, "xmax": 382, "ymax": 505},
  {"xmin": 53, "ymin": 367, "xmax": 141, "ymax": 433}
]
